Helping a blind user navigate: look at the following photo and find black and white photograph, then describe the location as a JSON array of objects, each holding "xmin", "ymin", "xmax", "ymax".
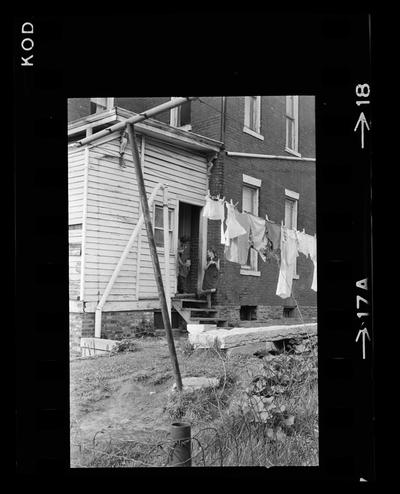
[
  {"xmin": 68, "ymin": 95, "xmax": 318, "ymax": 467},
  {"xmin": 14, "ymin": 13, "xmax": 376, "ymax": 481}
]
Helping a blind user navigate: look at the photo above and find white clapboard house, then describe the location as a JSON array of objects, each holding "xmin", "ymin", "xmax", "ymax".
[{"xmin": 68, "ymin": 107, "xmax": 223, "ymax": 353}]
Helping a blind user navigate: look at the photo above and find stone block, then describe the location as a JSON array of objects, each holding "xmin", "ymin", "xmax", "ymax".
[
  {"xmin": 189, "ymin": 323, "xmax": 317, "ymax": 349},
  {"xmin": 171, "ymin": 376, "xmax": 220, "ymax": 392}
]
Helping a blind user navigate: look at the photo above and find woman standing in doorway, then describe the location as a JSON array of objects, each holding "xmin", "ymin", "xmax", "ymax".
[{"xmin": 202, "ymin": 248, "xmax": 219, "ymax": 291}]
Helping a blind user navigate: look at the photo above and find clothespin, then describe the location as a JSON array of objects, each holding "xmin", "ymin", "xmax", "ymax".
[
  {"xmin": 265, "ymin": 213, "xmax": 270, "ymax": 221},
  {"xmin": 234, "ymin": 201, "xmax": 239, "ymax": 208}
]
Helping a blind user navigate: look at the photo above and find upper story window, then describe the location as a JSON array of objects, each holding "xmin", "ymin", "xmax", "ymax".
[
  {"xmin": 243, "ymin": 96, "xmax": 264, "ymax": 140},
  {"xmin": 241, "ymin": 174, "xmax": 261, "ymax": 275},
  {"xmin": 285, "ymin": 96, "xmax": 300, "ymax": 156},
  {"xmin": 170, "ymin": 97, "xmax": 192, "ymax": 130},
  {"xmin": 284, "ymin": 188, "xmax": 299, "ymax": 277},
  {"xmin": 90, "ymin": 97, "xmax": 114, "ymax": 114}
]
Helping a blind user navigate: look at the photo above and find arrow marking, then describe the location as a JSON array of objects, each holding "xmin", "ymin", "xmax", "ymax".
[
  {"xmin": 354, "ymin": 112, "xmax": 370, "ymax": 149},
  {"xmin": 355, "ymin": 327, "xmax": 371, "ymax": 359}
]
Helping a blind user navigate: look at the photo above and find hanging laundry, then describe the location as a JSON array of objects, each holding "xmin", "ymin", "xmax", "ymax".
[
  {"xmin": 296, "ymin": 230, "xmax": 313, "ymax": 258},
  {"xmin": 296, "ymin": 230, "xmax": 317, "ymax": 291},
  {"xmin": 310, "ymin": 235, "xmax": 317, "ymax": 292},
  {"xmin": 276, "ymin": 226, "xmax": 299, "ymax": 299},
  {"xmin": 265, "ymin": 219, "xmax": 281, "ymax": 251},
  {"xmin": 220, "ymin": 202, "xmax": 229, "ymax": 245},
  {"xmin": 202, "ymin": 194, "xmax": 224, "ymax": 221},
  {"xmin": 224, "ymin": 202, "xmax": 247, "ymax": 241},
  {"xmin": 225, "ymin": 211, "xmax": 251, "ymax": 265},
  {"xmin": 247, "ymin": 214, "xmax": 268, "ymax": 252}
]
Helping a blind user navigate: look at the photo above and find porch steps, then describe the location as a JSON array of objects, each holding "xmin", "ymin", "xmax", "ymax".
[{"xmin": 172, "ymin": 294, "xmax": 228, "ymax": 328}]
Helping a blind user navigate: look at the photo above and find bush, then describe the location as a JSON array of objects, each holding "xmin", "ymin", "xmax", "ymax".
[{"xmin": 110, "ymin": 338, "xmax": 137, "ymax": 354}]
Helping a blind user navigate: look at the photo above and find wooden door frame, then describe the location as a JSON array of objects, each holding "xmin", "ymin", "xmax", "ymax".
[{"xmin": 175, "ymin": 197, "xmax": 207, "ymax": 295}]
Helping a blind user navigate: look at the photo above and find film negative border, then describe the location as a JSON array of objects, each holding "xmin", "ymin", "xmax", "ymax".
[{"xmin": 14, "ymin": 13, "xmax": 375, "ymax": 483}]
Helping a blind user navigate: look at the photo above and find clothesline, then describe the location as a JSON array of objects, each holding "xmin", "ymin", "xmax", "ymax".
[
  {"xmin": 205, "ymin": 190, "xmax": 316, "ymax": 238},
  {"xmin": 203, "ymin": 193, "xmax": 317, "ymax": 297}
]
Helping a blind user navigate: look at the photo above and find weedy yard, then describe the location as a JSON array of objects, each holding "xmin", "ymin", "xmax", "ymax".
[{"xmin": 70, "ymin": 334, "xmax": 318, "ymax": 468}]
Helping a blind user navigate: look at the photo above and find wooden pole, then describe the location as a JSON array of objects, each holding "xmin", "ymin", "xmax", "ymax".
[
  {"xmin": 163, "ymin": 185, "xmax": 171, "ymax": 320},
  {"xmin": 127, "ymin": 124, "xmax": 183, "ymax": 391}
]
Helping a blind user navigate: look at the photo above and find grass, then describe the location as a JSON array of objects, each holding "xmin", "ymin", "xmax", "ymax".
[{"xmin": 71, "ymin": 335, "xmax": 318, "ymax": 467}]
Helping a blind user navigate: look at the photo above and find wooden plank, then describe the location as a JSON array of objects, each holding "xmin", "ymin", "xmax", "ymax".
[
  {"xmin": 87, "ymin": 170, "xmax": 139, "ymax": 189},
  {"xmin": 85, "ymin": 215, "xmax": 138, "ymax": 227},
  {"xmin": 142, "ymin": 161, "xmax": 205, "ymax": 185},
  {"xmin": 86, "ymin": 178, "xmax": 139, "ymax": 196},
  {"xmin": 85, "ymin": 235, "xmax": 140, "ymax": 247},
  {"xmin": 86, "ymin": 191, "xmax": 138, "ymax": 208},
  {"xmin": 145, "ymin": 137, "xmax": 207, "ymax": 162},
  {"xmin": 145, "ymin": 147, "xmax": 206, "ymax": 174},
  {"xmin": 86, "ymin": 201, "xmax": 138, "ymax": 215},
  {"xmin": 143, "ymin": 168, "xmax": 206, "ymax": 195}
]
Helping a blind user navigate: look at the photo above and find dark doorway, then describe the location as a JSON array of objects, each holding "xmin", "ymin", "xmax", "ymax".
[{"xmin": 177, "ymin": 202, "xmax": 201, "ymax": 294}]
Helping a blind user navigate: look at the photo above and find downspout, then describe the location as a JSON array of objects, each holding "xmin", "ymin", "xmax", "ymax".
[
  {"xmin": 220, "ymin": 96, "xmax": 227, "ymax": 144},
  {"xmin": 94, "ymin": 182, "xmax": 165, "ymax": 338}
]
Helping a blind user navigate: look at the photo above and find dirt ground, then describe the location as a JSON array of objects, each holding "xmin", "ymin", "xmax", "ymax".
[
  {"xmin": 70, "ymin": 337, "xmax": 258, "ymax": 460},
  {"xmin": 70, "ymin": 332, "xmax": 318, "ymax": 467}
]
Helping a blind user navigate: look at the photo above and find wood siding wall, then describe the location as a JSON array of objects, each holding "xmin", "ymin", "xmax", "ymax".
[
  {"xmin": 70, "ymin": 133, "xmax": 208, "ymax": 305},
  {"xmin": 68, "ymin": 148, "xmax": 86, "ymax": 300}
]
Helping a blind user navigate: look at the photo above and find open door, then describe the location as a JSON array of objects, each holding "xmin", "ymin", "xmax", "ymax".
[{"xmin": 176, "ymin": 202, "xmax": 202, "ymax": 295}]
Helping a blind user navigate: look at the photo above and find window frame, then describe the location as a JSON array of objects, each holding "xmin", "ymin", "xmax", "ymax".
[
  {"xmin": 243, "ymin": 96, "xmax": 264, "ymax": 140},
  {"xmin": 170, "ymin": 97, "xmax": 192, "ymax": 131},
  {"xmin": 90, "ymin": 97, "xmax": 115, "ymax": 114},
  {"xmin": 240, "ymin": 174, "xmax": 261, "ymax": 276},
  {"xmin": 284, "ymin": 188, "xmax": 299, "ymax": 278},
  {"xmin": 153, "ymin": 203, "xmax": 175, "ymax": 252},
  {"xmin": 285, "ymin": 95, "xmax": 300, "ymax": 156}
]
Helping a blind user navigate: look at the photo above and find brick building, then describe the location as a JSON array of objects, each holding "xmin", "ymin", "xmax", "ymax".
[{"xmin": 68, "ymin": 96, "xmax": 316, "ymax": 352}]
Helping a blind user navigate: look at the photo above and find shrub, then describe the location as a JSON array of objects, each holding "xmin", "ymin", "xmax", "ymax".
[{"xmin": 110, "ymin": 338, "xmax": 137, "ymax": 354}]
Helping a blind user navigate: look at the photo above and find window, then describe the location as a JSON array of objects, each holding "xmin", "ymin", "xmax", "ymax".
[
  {"xmin": 284, "ymin": 189, "xmax": 299, "ymax": 277},
  {"xmin": 285, "ymin": 96, "xmax": 300, "ymax": 155},
  {"xmin": 241, "ymin": 175, "xmax": 261, "ymax": 274},
  {"xmin": 170, "ymin": 97, "xmax": 192, "ymax": 129},
  {"xmin": 90, "ymin": 97, "xmax": 114, "ymax": 114},
  {"xmin": 154, "ymin": 204, "xmax": 174, "ymax": 248},
  {"xmin": 243, "ymin": 96, "xmax": 263, "ymax": 140}
]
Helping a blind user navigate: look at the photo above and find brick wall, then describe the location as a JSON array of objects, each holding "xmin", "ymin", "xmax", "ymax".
[
  {"xmin": 69, "ymin": 312, "xmax": 95, "ymax": 354},
  {"xmin": 69, "ymin": 310, "xmax": 155, "ymax": 354},
  {"xmin": 100, "ymin": 310, "xmax": 154, "ymax": 340},
  {"xmin": 206, "ymin": 151, "xmax": 316, "ymax": 310}
]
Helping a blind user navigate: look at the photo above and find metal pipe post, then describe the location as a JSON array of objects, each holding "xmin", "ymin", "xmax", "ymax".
[
  {"xmin": 127, "ymin": 123, "xmax": 183, "ymax": 391},
  {"xmin": 170, "ymin": 422, "xmax": 191, "ymax": 467}
]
